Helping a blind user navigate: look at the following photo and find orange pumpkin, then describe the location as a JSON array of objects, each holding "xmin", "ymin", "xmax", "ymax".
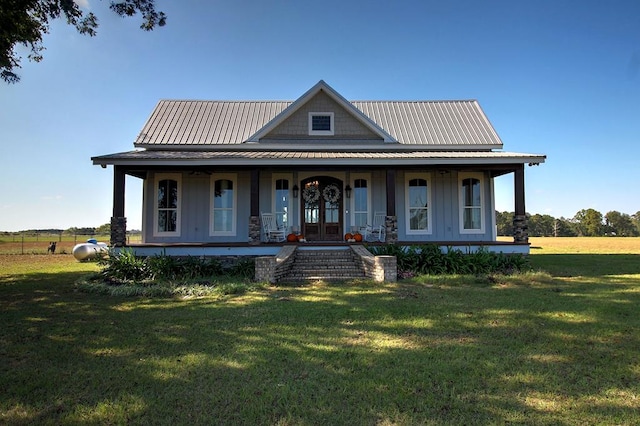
[
  {"xmin": 297, "ymin": 235, "xmax": 305, "ymax": 241},
  {"xmin": 287, "ymin": 233, "xmax": 298, "ymax": 242},
  {"xmin": 344, "ymin": 232, "xmax": 353, "ymax": 241},
  {"xmin": 353, "ymin": 233, "xmax": 363, "ymax": 242}
]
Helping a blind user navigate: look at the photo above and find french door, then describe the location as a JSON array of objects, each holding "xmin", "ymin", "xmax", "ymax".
[{"xmin": 301, "ymin": 177, "xmax": 344, "ymax": 241}]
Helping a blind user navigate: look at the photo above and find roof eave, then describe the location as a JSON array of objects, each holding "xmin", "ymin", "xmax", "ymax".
[
  {"xmin": 93, "ymin": 155, "xmax": 546, "ymax": 168},
  {"xmin": 133, "ymin": 143, "xmax": 504, "ymax": 152}
]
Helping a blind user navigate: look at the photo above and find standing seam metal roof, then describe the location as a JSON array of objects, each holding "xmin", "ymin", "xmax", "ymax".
[{"xmin": 134, "ymin": 100, "xmax": 503, "ymax": 148}]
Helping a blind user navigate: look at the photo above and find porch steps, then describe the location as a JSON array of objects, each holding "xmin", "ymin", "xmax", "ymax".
[{"xmin": 283, "ymin": 248, "xmax": 365, "ymax": 282}]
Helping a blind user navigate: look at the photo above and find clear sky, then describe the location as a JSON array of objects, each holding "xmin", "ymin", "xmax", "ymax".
[{"xmin": 1, "ymin": 0, "xmax": 639, "ymax": 232}]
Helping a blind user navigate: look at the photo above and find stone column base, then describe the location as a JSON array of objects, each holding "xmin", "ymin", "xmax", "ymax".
[
  {"xmin": 110, "ymin": 216, "xmax": 127, "ymax": 247},
  {"xmin": 513, "ymin": 214, "xmax": 529, "ymax": 243}
]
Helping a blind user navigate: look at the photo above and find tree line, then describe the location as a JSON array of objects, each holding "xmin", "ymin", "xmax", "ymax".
[
  {"xmin": 497, "ymin": 209, "xmax": 640, "ymax": 237},
  {"xmin": 1, "ymin": 224, "xmax": 141, "ymax": 237}
]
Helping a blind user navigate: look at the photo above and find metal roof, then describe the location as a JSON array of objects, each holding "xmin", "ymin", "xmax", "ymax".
[
  {"xmin": 134, "ymin": 99, "xmax": 503, "ymax": 149},
  {"xmin": 93, "ymin": 149, "xmax": 545, "ymax": 167}
]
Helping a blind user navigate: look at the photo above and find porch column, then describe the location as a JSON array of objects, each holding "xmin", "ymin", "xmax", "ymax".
[
  {"xmin": 248, "ymin": 169, "xmax": 261, "ymax": 244},
  {"xmin": 111, "ymin": 165, "xmax": 127, "ymax": 247},
  {"xmin": 513, "ymin": 164, "xmax": 528, "ymax": 243},
  {"xmin": 385, "ymin": 169, "xmax": 398, "ymax": 243}
]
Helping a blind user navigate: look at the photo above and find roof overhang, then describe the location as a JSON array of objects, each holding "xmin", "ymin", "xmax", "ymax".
[{"xmin": 93, "ymin": 150, "xmax": 546, "ymax": 169}]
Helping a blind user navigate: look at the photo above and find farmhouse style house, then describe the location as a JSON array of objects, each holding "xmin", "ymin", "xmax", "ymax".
[{"xmin": 93, "ymin": 80, "xmax": 545, "ymax": 258}]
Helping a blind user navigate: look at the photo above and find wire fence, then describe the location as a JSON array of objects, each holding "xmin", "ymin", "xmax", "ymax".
[{"xmin": 0, "ymin": 232, "xmax": 142, "ymax": 255}]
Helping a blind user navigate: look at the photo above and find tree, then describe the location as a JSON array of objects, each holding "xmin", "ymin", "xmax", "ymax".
[
  {"xmin": 573, "ymin": 208, "xmax": 604, "ymax": 236},
  {"xmin": 495, "ymin": 211, "xmax": 513, "ymax": 236},
  {"xmin": 95, "ymin": 223, "xmax": 111, "ymax": 235},
  {"xmin": 528, "ymin": 213, "xmax": 556, "ymax": 237},
  {"xmin": 632, "ymin": 211, "xmax": 640, "ymax": 235},
  {"xmin": 1, "ymin": 0, "xmax": 166, "ymax": 83},
  {"xmin": 604, "ymin": 211, "xmax": 638, "ymax": 236}
]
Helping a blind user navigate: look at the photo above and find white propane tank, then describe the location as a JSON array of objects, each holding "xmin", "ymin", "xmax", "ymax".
[{"xmin": 72, "ymin": 239, "xmax": 108, "ymax": 261}]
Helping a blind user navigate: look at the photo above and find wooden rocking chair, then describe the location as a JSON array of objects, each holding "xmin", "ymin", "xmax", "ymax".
[
  {"xmin": 261, "ymin": 212, "xmax": 286, "ymax": 243},
  {"xmin": 361, "ymin": 212, "xmax": 386, "ymax": 242}
]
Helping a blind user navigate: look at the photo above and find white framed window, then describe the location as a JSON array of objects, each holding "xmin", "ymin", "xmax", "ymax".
[
  {"xmin": 308, "ymin": 112, "xmax": 334, "ymax": 136},
  {"xmin": 154, "ymin": 173, "xmax": 181, "ymax": 237},
  {"xmin": 210, "ymin": 174, "xmax": 237, "ymax": 236},
  {"xmin": 351, "ymin": 175, "xmax": 370, "ymax": 229},
  {"xmin": 459, "ymin": 173, "xmax": 485, "ymax": 234},
  {"xmin": 405, "ymin": 173, "xmax": 432, "ymax": 234},
  {"xmin": 272, "ymin": 174, "xmax": 291, "ymax": 232}
]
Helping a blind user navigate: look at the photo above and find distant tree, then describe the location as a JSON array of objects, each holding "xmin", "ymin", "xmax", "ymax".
[
  {"xmin": 64, "ymin": 226, "xmax": 95, "ymax": 235},
  {"xmin": 528, "ymin": 214, "xmax": 556, "ymax": 237},
  {"xmin": 573, "ymin": 209, "xmax": 604, "ymax": 236},
  {"xmin": 95, "ymin": 223, "xmax": 111, "ymax": 235},
  {"xmin": 1, "ymin": 0, "xmax": 166, "ymax": 83},
  {"xmin": 495, "ymin": 211, "xmax": 513, "ymax": 236},
  {"xmin": 554, "ymin": 217, "xmax": 578, "ymax": 237},
  {"xmin": 632, "ymin": 211, "xmax": 640, "ymax": 235},
  {"xmin": 604, "ymin": 211, "xmax": 638, "ymax": 236}
]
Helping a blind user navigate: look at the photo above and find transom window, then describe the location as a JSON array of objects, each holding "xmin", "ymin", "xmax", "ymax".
[
  {"xmin": 353, "ymin": 178, "xmax": 369, "ymax": 228},
  {"xmin": 274, "ymin": 178, "xmax": 290, "ymax": 231},
  {"xmin": 459, "ymin": 174, "xmax": 484, "ymax": 233},
  {"xmin": 309, "ymin": 112, "xmax": 334, "ymax": 135},
  {"xmin": 211, "ymin": 175, "xmax": 236, "ymax": 236},
  {"xmin": 405, "ymin": 173, "xmax": 431, "ymax": 234},
  {"xmin": 154, "ymin": 174, "xmax": 181, "ymax": 236}
]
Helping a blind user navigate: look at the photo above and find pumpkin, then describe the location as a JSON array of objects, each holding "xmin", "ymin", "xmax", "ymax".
[
  {"xmin": 344, "ymin": 232, "xmax": 353, "ymax": 241},
  {"xmin": 297, "ymin": 235, "xmax": 305, "ymax": 241},
  {"xmin": 287, "ymin": 233, "xmax": 298, "ymax": 242},
  {"xmin": 353, "ymin": 233, "xmax": 363, "ymax": 242}
]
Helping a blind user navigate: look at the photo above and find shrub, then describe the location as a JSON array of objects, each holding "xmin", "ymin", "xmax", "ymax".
[
  {"xmin": 96, "ymin": 250, "xmax": 251, "ymax": 285},
  {"xmin": 367, "ymin": 244, "xmax": 530, "ymax": 276}
]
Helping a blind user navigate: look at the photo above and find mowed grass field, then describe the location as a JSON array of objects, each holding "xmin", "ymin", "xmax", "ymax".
[{"xmin": 1, "ymin": 238, "xmax": 639, "ymax": 425}]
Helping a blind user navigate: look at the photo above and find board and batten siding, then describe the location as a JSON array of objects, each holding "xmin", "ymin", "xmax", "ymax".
[
  {"xmin": 141, "ymin": 170, "xmax": 496, "ymax": 244},
  {"xmin": 143, "ymin": 171, "xmax": 252, "ymax": 244},
  {"xmin": 394, "ymin": 170, "xmax": 495, "ymax": 242}
]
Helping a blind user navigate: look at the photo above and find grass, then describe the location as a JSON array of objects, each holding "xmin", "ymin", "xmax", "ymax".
[{"xmin": 1, "ymin": 239, "xmax": 639, "ymax": 425}]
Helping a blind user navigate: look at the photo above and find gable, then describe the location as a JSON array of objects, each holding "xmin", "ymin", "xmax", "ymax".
[{"xmin": 261, "ymin": 90, "xmax": 382, "ymax": 141}]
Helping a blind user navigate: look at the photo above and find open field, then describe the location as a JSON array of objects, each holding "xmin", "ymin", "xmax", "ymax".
[
  {"xmin": 1, "ymin": 239, "xmax": 639, "ymax": 424},
  {"xmin": 0, "ymin": 234, "xmax": 141, "ymax": 255}
]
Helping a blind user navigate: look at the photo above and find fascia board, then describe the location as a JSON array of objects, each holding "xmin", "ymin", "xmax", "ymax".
[{"xmin": 93, "ymin": 155, "xmax": 546, "ymax": 168}]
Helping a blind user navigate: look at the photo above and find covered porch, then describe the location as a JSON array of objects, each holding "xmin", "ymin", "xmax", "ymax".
[{"xmin": 103, "ymin": 160, "xmax": 534, "ymax": 256}]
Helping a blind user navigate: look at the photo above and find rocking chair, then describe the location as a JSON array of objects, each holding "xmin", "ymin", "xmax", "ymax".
[
  {"xmin": 261, "ymin": 212, "xmax": 286, "ymax": 243},
  {"xmin": 361, "ymin": 211, "xmax": 386, "ymax": 242}
]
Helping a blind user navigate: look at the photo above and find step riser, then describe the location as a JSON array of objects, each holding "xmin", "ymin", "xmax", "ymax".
[{"xmin": 282, "ymin": 249, "xmax": 364, "ymax": 282}]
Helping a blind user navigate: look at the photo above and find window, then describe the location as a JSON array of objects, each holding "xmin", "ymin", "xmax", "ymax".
[
  {"xmin": 210, "ymin": 174, "xmax": 236, "ymax": 236},
  {"xmin": 460, "ymin": 174, "xmax": 484, "ymax": 233},
  {"xmin": 308, "ymin": 112, "xmax": 334, "ymax": 135},
  {"xmin": 405, "ymin": 173, "xmax": 431, "ymax": 234},
  {"xmin": 353, "ymin": 178, "xmax": 369, "ymax": 229},
  {"xmin": 273, "ymin": 177, "xmax": 290, "ymax": 231},
  {"xmin": 154, "ymin": 174, "xmax": 181, "ymax": 236}
]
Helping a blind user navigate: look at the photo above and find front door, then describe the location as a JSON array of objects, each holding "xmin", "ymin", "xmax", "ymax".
[{"xmin": 301, "ymin": 177, "xmax": 344, "ymax": 241}]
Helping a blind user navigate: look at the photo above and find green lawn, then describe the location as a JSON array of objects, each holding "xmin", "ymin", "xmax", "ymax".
[{"xmin": 1, "ymin": 249, "xmax": 639, "ymax": 425}]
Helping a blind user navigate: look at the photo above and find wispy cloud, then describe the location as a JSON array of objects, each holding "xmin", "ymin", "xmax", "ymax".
[{"xmin": 74, "ymin": 0, "xmax": 90, "ymax": 9}]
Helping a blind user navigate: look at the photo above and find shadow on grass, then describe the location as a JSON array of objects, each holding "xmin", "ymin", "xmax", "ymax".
[
  {"xmin": 530, "ymin": 254, "xmax": 640, "ymax": 277},
  {"xmin": 1, "ymin": 267, "xmax": 639, "ymax": 424}
]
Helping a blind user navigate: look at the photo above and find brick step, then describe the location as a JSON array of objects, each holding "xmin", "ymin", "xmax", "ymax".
[{"xmin": 282, "ymin": 249, "xmax": 364, "ymax": 282}]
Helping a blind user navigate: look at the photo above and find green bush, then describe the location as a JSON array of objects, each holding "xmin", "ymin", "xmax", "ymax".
[
  {"xmin": 96, "ymin": 249, "xmax": 250, "ymax": 285},
  {"xmin": 367, "ymin": 244, "xmax": 530, "ymax": 276}
]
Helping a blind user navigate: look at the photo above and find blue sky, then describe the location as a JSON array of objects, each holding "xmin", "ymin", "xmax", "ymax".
[{"xmin": 1, "ymin": 0, "xmax": 639, "ymax": 231}]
